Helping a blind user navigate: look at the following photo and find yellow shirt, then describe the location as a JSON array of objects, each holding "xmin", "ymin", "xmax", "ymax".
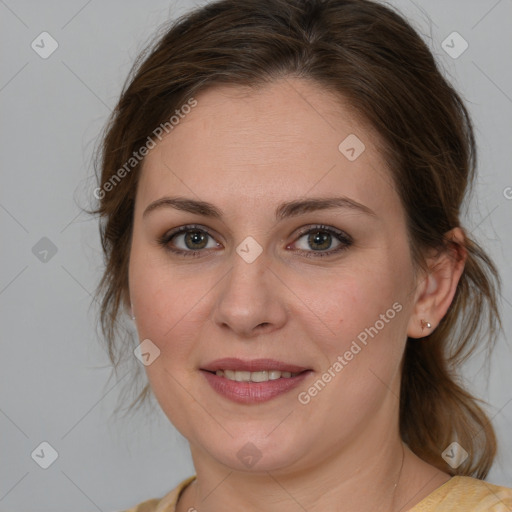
[{"xmin": 123, "ymin": 475, "xmax": 512, "ymax": 511}]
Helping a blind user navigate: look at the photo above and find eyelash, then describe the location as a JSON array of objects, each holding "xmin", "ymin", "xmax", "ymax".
[{"xmin": 157, "ymin": 224, "xmax": 353, "ymax": 259}]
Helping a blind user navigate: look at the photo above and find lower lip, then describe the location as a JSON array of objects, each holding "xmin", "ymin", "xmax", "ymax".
[{"xmin": 201, "ymin": 370, "xmax": 312, "ymax": 404}]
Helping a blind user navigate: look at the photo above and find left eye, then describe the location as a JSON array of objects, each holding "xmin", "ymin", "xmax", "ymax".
[
  {"xmin": 158, "ymin": 224, "xmax": 352, "ymax": 257},
  {"xmin": 288, "ymin": 225, "xmax": 353, "ymax": 257},
  {"xmin": 292, "ymin": 227, "xmax": 348, "ymax": 253}
]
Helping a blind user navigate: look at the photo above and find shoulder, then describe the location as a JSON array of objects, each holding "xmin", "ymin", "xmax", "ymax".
[
  {"xmin": 411, "ymin": 476, "xmax": 512, "ymax": 511},
  {"xmin": 120, "ymin": 475, "xmax": 197, "ymax": 512}
]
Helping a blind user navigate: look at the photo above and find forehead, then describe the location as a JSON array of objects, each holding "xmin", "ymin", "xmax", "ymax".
[{"xmin": 136, "ymin": 78, "xmax": 399, "ymax": 218}]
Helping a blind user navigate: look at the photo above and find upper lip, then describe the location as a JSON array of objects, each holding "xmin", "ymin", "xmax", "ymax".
[{"xmin": 201, "ymin": 358, "xmax": 310, "ymax": 373}]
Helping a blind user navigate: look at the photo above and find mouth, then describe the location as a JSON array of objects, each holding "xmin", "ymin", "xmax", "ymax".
[
  {"xmin": 199, "ymin": 358, "xmax": 313, "ymax": 404},
  {"xmin": 200, "ymin": 357, "xmax": 311, "ymax": 376},
  {"xmin": 200, "ymin": 369, "xmax": 313, "ymax": 405},
  {"xmin": 203, "ymin": 368, "xmax": 306, "ymax": 382}
]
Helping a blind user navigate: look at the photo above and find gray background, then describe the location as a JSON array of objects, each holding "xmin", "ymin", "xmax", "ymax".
[{"xmin": 1, "ymin": 0, "xmax": 511, "ymax": 510}]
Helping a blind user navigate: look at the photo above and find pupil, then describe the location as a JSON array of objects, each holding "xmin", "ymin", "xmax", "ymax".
[
  {"xmin": 186, "ymin": 230, "xmax": 207, "ymax": 249},
  {"xmin": 309, "ymin": 231, "xmax": 331, "ymax": 251}
]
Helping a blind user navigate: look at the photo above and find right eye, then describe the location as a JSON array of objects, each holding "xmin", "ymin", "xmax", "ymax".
[{"xmin": 158, "ymin": 224, "xmax": 221, "ymax": 257}]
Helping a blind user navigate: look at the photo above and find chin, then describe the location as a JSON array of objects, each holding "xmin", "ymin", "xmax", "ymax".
[{"xmin": 196, "ymin": 430, "xmax": 309, "ymax": 473}]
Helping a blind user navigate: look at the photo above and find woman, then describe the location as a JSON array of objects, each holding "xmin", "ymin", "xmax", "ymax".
[{"xmin": 92, "ymin": 0, "xmax": 512, "ymax": 510}]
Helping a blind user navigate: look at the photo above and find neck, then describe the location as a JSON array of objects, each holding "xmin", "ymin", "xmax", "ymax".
[{"xmin": 179, "ymin": 436, "xmax": 419, "ymax": 512}]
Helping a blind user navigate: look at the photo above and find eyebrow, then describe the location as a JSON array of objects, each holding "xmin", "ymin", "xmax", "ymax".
[{"xmin": 143, "ymin": 195, "xmax": 376, "ymax": 220}]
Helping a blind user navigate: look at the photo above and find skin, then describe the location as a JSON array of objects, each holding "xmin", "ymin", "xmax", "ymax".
[{"xmin": 128, "ymin": 77, "xmax": 466, "ymax": 512}]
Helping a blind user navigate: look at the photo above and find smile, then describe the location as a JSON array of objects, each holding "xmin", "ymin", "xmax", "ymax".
[{"xmin": 209, "ymin": 369, "xmax": 303, "ymax": 382}]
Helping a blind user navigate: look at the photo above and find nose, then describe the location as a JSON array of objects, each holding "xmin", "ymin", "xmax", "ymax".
[{"xmin": 211, "ymin": 249, "xmax": 288, "ymax": 339}]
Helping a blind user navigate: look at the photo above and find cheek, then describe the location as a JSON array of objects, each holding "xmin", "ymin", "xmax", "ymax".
[
  {"xmin": 129, "ymin": 244, "xmax": 180, "ymax": 345},
  {"xmin": 295, "ymin": 275, "xmax": 407, "ymax": 425},
  {"xmin": 295, "ymin": 263, "xmax": 405, "ymax": 350},
  {"xmin": 294, "ymin": 259, "xmax": 410, "ymax": 411},
  {"xmin": 131, "ymin": 280, "xmax": 189, "ymax": 348},
  {"xmin": 128, "ymin": 252, "xmax": 206, "ymax": 428},
  {"xmin": 128, "ymin": 246, "xmax": 217, "ymax": 369}
]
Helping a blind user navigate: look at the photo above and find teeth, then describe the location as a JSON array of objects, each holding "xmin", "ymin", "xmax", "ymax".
[{"xmin": 214, "ymin": 369, "xmax": 301, "ymax": 382}]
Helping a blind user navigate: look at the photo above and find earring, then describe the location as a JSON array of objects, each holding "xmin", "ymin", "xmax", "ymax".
[
  {"xmin": 420, "ymin": 319, "xmax": 432, "ymax": 331},
  {"xmin": 130, "ymin": 303, "xmax": 135, "ymax": 321}
]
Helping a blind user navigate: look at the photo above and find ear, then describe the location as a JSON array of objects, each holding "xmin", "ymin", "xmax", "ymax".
[{"xmin": 407, "ymin": 227, "xmax": 467, "ymax": 339}]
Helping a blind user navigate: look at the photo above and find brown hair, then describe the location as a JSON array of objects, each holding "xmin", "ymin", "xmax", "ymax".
[{"xmin": 92, "ymin": 0, "xmax": 502, "ymax": 479}]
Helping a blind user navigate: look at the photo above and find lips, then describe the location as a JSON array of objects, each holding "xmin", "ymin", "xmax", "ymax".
[
  {"xmin": 200, "ymin": 357, "xmax": 310, "ymax": 374},
  {"xmin": 201, "ymin": 367, "xmax": 312, "ymax": 404}
]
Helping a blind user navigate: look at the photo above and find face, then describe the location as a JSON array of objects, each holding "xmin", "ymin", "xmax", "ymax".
[{"xmin": 128, "ymin": 78, "xmax": 419, "ymax": 474}]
